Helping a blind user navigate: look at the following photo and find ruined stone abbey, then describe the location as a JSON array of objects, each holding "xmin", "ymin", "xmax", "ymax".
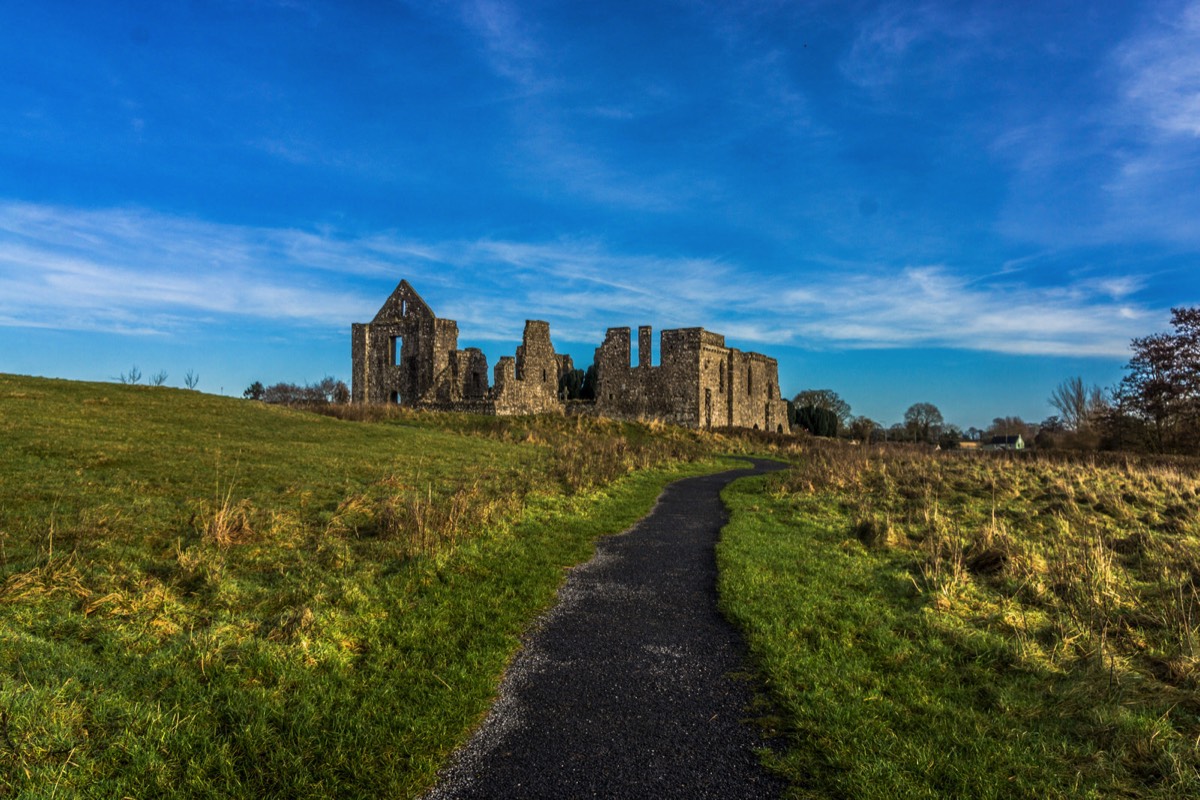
[{"xmin": 351, "ymin": 280, "xmax": 790, "ymax": 432}]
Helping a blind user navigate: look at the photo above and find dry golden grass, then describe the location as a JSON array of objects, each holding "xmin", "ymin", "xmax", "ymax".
[{"xmin": 778, "ymin": 441, "xmax": 1200, "ymax": 692}]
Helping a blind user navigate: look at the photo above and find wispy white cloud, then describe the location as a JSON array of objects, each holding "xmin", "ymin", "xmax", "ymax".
[
  {"xmin": 839, "ymin": 3, "xmax": 994, "ymax": 90},
  {"xmin": 0, "ymin": 202, "xmax": 1155, "ymax": 358},
  {"xmin": 457, "ymin": 0, "xmax": 550, "ymax": 93},
  {"xmin": 995, "ymin": 2, "xmax": 1200, "ymax": 248},
  {"xmin": 774, "ymin": 265, "xmax": 1150, "ymax": 357},
  {"xmin": 1117, "ymin": 1, "xmax": 1200, "ymax": 138},
  {"xmin": 0, "ymin": 202, "xmax": 405, "ymax": 335}
]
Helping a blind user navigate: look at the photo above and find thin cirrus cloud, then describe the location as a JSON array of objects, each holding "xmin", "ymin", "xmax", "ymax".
[
  {"xmin": 458, "ymin": 0, "xmax": 550, "ymax": 94},
  {"xmin": 989, "ymin": 1, "xmax": 1200, "ymax": 249},
  {"xmin": 1086, "ymin": 0, "xmax": 1200, "ymax": 244},
  {"xmin": 1117, "ymin": 1, "xmax": 1200, "ymax": 138},
  {"xmin": 838, "ymin": 3, "xmax": 993, "ymax": 91},
  {"xmin": 0, "ymin": 202, "xmax": 1155, "ymax": 358}
]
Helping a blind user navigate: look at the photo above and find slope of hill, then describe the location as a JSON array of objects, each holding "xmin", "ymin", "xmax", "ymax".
[{"xmin": 0, "ymin": 374, "xmax": 737, "ymax": 798}]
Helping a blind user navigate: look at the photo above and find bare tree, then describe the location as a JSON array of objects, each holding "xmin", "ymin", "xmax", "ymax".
[
  {"xmin": 119, "ymin": 365, "xmax": 142, "ymax": 385},
  {"xmin": 903, "ymin": 402, "xmax": 944, "ymax": 444},
  {"xmin": 1048, "ymin": 376, "xmax": 1106, "ymax": 431},
  {"xmin": 184, "ymin": 370, "xmax": 200, "ymax": 390},
  {"xmin": 151, "ymin": 370, "xmax": 168, "ymax": 386}
]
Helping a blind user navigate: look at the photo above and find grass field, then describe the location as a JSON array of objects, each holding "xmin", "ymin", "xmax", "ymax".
[
  {"xmin": 720, "ymin": 442, "xmax": 1200, "ymax": 798},
  {"xmin": 17, "ymin": 372, "xmax": 1199, "ymax": 798},
  {"xmin": 0, "ymin": 373, "xmax": 752, "ymax": 798}
]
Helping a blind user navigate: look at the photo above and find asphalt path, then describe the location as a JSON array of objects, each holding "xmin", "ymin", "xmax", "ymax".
[{"xmin": 423, "ymin": 458, "xmax": 789, "ymax": 800}]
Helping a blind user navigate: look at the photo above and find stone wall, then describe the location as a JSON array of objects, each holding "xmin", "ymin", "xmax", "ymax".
[
  {"xmin": 352, "ymin": 280, "xmax": 791, "ymax": 432},
  {"xmin": 492, "ymin": 321, "xmax": 567, "ymax": 415},
  {"xmin": 590, "ymin": 326, "xmax": 789, "ymax": 432}
]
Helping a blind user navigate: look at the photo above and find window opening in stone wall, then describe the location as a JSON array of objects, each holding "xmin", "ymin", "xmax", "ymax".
[
  {"xmin": 542, "ymin": 368, "xmax": 547, "ymax": 383},
  {"xmin": 400, "ymin": 299, "xmax": 406, "ymax": 317},
  {"xmin": 719, "ymin": 362, "xmax": 725, "ymax": 393},
  {"xmin": 392, "ymin": 337, "xmax": 401, "ymax": 366},
  {"xmin": 747, "ymin": 366, "xmax": 753, "ymax": 396}
]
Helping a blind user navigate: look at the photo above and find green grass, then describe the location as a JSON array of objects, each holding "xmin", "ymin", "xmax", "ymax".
[
  {"xmin": 0, "ymin": 374, "xmax": 744, "ymax": 798},
  {"xmin": 719, "ymin": 444, "xmax": 1200, "ymax": 798}
]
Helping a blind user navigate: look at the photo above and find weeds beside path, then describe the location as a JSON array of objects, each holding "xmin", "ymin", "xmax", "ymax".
[{"xmin": 719, "ymin": 443, "xmax": 1200, "ymax": 798}]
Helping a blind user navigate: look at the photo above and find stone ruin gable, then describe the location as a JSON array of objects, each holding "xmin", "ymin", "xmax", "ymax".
[
  {"xmin": 490, "ymin": 320, "xmax": 570, "ymax": 415},
  {"xmin": 351, "ymin": 280, "xmax": 490, "ymax": 406},
  {"xmin": 594, "ymin": 325, "xmax": 789, "ymax": 432}
]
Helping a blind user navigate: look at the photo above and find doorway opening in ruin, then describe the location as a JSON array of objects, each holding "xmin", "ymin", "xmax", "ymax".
[
  {"xmin": 389, "ymin": 391, "xmax": 399, "ymax": 404},
  {"xmin": 406, "ymin": 356, "xmax": 419, "ymax": 403}
]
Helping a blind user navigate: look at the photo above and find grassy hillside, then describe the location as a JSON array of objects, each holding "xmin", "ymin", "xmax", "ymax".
[
  {"xmin": 720, "ymin": 443, "xmax": 1200, "ymax": 798},
  {"xmin": 0, "ymin": 374, "xmax": 743, "ymax": 798}
]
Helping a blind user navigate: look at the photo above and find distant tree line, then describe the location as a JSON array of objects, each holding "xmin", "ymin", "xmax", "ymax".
[
  {"xmin": 244, "ymin": 376, "xmax": 350, "ymax": 405},
  {"xmin": 788, "ymin": 389, "xmax": 964, "ymax": 447}
]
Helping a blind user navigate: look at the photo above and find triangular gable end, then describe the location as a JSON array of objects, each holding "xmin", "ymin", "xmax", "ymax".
[{"xmin": 373, "ymin": 280, "xmax": 435, "ymax": 323}]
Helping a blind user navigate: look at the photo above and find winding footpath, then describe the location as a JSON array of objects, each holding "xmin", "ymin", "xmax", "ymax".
[{"xmin": 424, "ymin": 458, "xmax": 789, "ymax": 800}]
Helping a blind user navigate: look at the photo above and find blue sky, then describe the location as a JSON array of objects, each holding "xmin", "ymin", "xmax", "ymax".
[{"xmin": 3, "ymin": 0, "xmax": 1199, "ymax": 430}]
